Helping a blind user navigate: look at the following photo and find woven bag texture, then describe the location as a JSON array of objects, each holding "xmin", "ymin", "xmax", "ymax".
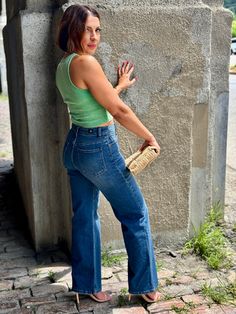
[{"xmin": 125, "ymin": 146, "xmax": 159, "ymax": 175}]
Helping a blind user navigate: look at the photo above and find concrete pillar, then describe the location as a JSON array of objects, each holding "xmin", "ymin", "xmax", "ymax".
[
  {"xmin": 3, "ymin": 0, "xmax": 71, "ymax": 251},
  {"xmin": 3, "ymin": 0, "xmax": 233, "ymax": 251}
]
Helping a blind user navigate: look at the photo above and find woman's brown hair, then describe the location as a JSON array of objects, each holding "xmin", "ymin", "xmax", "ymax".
[{"xmin": 57, "ymin": 4, "xmax": 100, "ymax": 53}]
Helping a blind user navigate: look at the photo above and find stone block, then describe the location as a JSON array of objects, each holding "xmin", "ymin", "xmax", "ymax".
[
  {"xmin": 55, "ymin": 291, "xmax": 75, "ymax": 302},
  {"xmin": 20, "ymin": 295, "xmax": 56, "ymax": 308},
  {"xmin": 0, "ymin": 288, "xmax": 31, "ymax": 301},
  {"xmin": 161, "ymin": 284, "xmax": 194, "ymax": 297},
  {"xmin": 0, "ymin": 249, "xmax": 35, "ymax": 260},
  {"xmin": 102, "ymin": 281, "xmax": 128, "ymax": 293},
  {"xmin": 158, "ymin": 270, "xmax": 177, "ymax": 279},
  {"xmin": 0, "ymin": 279, "xmax": 13, "ymax": 291},
  {"xmin": 14, "ymin": 276, "xmax": 51, "ymax": 289},
  {"xmin": 31, "ymin": 282, "xmax": 68, "ymax": 297},
  {"xmin": 36, "ymin": 301, "xmax": 78, "ymax": 313},
  {"xmin": 0, "ymin": 300, "xmax": 20, "ymax": 313},
  {"xmin": 191, "ymin": 304, "xmax": 236, "ymax": 313},
  {"xmin": 0, "ymin": 267, "xmax": 28, "ymax": 279},
  {"xmin": 0, "ymin": 257, "xmax": 37, "ymax": 268},
  {"xmin": 112, "ymin": 306, "xmax": 148, "ymax": 313},
  {"xmin": 116, "ymin": 272, "xmax": 128, "ymax": 282},
  {"xmin": 148, "ymin": 299, "xmax": 185, "ymax": 313},
  {"xmin": 28, "ymin": 263, "xmax": 71, "ymax": 277},
  {"xmin": 102, "ymin": 267, "xmax": 113, "ymax": 279},
  {"xmin": 181, "ymin": 294, "xmax": 210, "ymax": 305},
  {"xmin": 172, "ymin": 275, "xmax": 194, "ymax": 285}
]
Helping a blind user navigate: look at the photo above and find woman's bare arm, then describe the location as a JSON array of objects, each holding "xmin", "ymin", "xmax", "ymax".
[{"xmin": 70, "ymin": 55, "xmax": 160, "ymax": 149}]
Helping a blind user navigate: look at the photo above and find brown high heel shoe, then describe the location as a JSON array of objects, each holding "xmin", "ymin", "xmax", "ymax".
[
  {"xmin": 128, "ymin": 291, "xmax": 161, "ymax": 303},
  {"xmin": 75, "ymin": 292, "xmax": 112, "ymax": 305}
]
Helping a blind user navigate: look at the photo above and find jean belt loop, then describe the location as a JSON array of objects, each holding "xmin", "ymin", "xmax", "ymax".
[{"xmin": 97, "ymin": 127, "xmax": 102, "ymax": 137}]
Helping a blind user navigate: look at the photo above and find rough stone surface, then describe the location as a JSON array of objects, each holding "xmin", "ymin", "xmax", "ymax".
[
  {"xmin": 0, "ymin": 267, "xmax": 28, "ymax": 279},
  {"xmin": 20, "ymin": 295, "xmax": 56, "ymax": 308},
  {"xmin": 181, "ymin": 294, "xmax": 211, "ymax": 305},
  {"xmin": 31, "ymin": 282, "xmax": 68, "ymax": 297},
  {"xmin": 112, "ymin": 307, "xmax": 148, "ymax": 313},
  {"xmin": 14, "ymin": 276, "xmax": 51, "ymax": 289},
  {"xmin": 0, "ymin": 300, "xmax": 20, "ymax": 313},
  {"xmin": 0, "ymin": 279, "xmax": 13, "ymax": 291},
  {"xmin": 36, "ymin": 301, "xmax": 78, "ymax": 313},
  {"xmin": 147, "ymin": 299, "xmax": 185, "ymax": 313}
]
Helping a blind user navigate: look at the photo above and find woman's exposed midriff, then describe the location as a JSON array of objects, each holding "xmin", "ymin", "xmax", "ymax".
[{"xmin": 98, "ymin": 119, "xmax": 114, "ymax": 127}]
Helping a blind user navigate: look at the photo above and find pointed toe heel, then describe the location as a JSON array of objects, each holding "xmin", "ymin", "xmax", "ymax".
[
  {"xmin": 75, "ymin": 293, "xmax": 80, "ymax": 306},
  {"xmin": 141, "ymin": 292, "xmax": 161, "ymax": 303}
]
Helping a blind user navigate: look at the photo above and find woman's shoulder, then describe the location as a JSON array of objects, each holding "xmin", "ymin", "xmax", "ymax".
[{"xmin": 73, "ymin": 54, "xmax": 101, "ymax": 70}]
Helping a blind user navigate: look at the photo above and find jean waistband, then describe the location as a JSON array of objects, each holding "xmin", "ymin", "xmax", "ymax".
[{"xmin": 71, "ymin": 123, "xmax": 116, "ymax": 137}]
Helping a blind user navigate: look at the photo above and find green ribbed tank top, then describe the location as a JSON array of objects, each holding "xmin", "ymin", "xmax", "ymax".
[{"xmin": 56, "ymin": 53, "xmax": 113, "ymax": 127}]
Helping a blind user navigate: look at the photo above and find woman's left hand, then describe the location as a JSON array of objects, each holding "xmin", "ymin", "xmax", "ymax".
[{"xmin": 115, "ymin": 61, "xmax": 137, "ymax": 93}]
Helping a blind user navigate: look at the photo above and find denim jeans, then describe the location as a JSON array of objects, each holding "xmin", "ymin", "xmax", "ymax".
[{"xmin": 63, "ymin": 123, "xmax": 158, "ymax": 294}]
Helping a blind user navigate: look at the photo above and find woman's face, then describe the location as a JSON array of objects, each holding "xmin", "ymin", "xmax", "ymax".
[{"xmin": 80, "ymin": 15, "xmax": 101, "ymax": 55}]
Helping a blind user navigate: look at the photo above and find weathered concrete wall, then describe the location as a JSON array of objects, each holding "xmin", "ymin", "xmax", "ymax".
[
  {"xmin": 3, "ymin": 0, "xmax": 232, "ymax": 251},
  {"xmin": 3, "ymin": 1, "xmax": 71, "ymax": 251}
]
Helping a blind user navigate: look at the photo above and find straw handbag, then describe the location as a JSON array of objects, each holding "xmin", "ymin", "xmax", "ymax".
[{"xmin": 125, "ymin": 146, "xmax": 160, "ymax": 175}]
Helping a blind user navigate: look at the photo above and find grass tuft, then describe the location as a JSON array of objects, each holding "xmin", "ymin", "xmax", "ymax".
[
  {"xmin": 201, "ymin": 280, "xmax": 236, "ymax": 305},
  {"xmin": 117, "ymin": 288, "xmax": 129, "ymax": 307},
  {"xmin": 101, "ymin": 246, "xmax": 126, "ymax": 267},
  {"xmin": 183, "ymin": 202, "xmax": 232, "ymax": 270},
  {"xmin": 48, "ymin": 270, "xmax": 56, "ymax": 283},
  {"xmin": 171, "ymin": 302, "xmax": 196, "ymax": 313}
]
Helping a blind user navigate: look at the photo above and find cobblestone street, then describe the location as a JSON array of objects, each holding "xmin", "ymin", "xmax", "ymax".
[{"xmin": 0, "ymin": 72, "xmax": 236, "ymax": 313}]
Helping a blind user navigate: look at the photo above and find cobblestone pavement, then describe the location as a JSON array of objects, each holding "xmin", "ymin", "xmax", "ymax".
[
  {"xmin": 0, "ymin": 168, "xmax": 235, "ymax": 314},
  {"xmin": 0, "ymin": 70, "xmax": 236, "ymax": 314}
]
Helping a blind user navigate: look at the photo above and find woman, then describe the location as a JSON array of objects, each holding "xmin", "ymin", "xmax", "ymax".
[{"xmin": 56, "ymin": 4, "xmax": 161, "ymax": 305}]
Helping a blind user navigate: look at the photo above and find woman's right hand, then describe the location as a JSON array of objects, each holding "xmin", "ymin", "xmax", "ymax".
[
  {"xmin": 116, "ymin": 61, "xmax": 137, "ymax": 93},
  {"xmin": 139, "ymin": 136, "xmax": 161, "ymax": 155}
]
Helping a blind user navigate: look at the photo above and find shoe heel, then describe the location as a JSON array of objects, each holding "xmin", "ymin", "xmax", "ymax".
[
  {"xmin": 128, "ymin": 294, "xmax": 132, "ymax": 302},
  {"xmin": 76, "ymin": 293, "xmax": 80, "ymax": 305}
]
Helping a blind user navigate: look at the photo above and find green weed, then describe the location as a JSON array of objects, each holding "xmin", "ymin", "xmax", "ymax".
[
  {"xmin": 163, "ymin": 293, "xmax": 173, "ymax": 301},
  {"xmin": 117, "ymin": 288, "xmax": 129, "ymax": 307},
  {"xmin": 183, "ymin": 203, "xmax": 232, "ymax": 270},
  {"xmin": 201, "ymin": 280, "xmax": 236, "ymax": 305},
  {"xmin": 165, "ymin": 278, "xmax": 173, "ymax": 286},
  {"xmin": 171, "ymin": 302, "xmax": 196, "ymax": 313},
  {"xmin": 48, "ymin": 270, "xmax": 56, "ymax": 283},
  {"xmin": 101, "ymin": 246, "xmax": 125, "ymax": 267}
]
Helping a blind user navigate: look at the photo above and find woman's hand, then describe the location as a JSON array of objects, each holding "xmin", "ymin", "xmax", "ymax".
[
  {"xmin": 139, "ymin": 136, "xmax": 161, "ymax": 155},
  {"xmin": 115, "ymin": 61, "xmax": 137, "ymax": 94}
]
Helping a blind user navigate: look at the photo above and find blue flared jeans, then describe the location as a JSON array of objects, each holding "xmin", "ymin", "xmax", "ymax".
[{"xmin": 63, "ymin": 123, "xmax": 158, "ymax": 294}]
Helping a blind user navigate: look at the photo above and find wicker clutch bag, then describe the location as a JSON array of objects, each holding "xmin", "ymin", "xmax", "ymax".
[{"xmin": 125, "ymin": 146, "xmax": 160, "ymax": 175}]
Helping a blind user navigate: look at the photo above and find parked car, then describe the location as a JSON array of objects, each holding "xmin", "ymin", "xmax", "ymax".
[{"xmin": 231, "ymin": 38, "xmax": 236, "ymax": 54}]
